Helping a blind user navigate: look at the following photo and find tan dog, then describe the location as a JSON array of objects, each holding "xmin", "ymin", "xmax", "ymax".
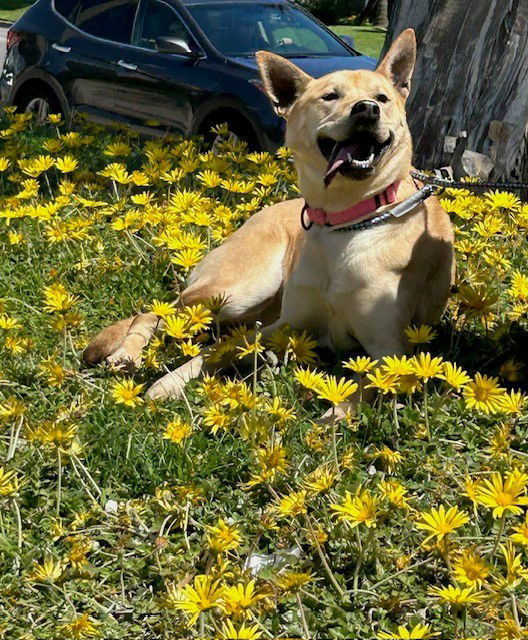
[{"xmin": 83, "ymin": 29, "xmax": 454, "ymax": 400}]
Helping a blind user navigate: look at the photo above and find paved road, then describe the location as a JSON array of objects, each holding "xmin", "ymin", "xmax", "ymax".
[{"xmin": 0, "ymin": 27, "xmax": 7, "ymax": 73}]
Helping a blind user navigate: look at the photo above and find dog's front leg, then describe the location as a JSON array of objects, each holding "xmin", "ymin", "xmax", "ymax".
[
  {"xmin": 145, "ymin": 319, "xmax": 285, "ymax": 401},
  {"xmin": 106, "ymin": 313, "xmax": 164, "ymax": 371}
]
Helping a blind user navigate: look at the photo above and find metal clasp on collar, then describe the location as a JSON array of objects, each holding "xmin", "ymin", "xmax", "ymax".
[{"xmin": 389, "ymin": 185, "xmax": 437, "ymax": 218}]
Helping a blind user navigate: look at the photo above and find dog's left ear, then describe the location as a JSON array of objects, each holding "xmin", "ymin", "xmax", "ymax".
[
  {"xmin": 256, "ymin": 51, "xmax": 313, "ymax": 117},
  {"xmin": 376, "ymin": 28, "xmax": 416, "ymax": 99}
]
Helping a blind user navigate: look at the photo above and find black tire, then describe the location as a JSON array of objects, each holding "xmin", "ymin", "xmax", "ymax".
[
  {"xmin": 200, "ymin": 116, "xmax": 261, "ymax": 151},
  {"xmin": 15, "ymin": 83, "xmax": 63, "ymax": 123}
]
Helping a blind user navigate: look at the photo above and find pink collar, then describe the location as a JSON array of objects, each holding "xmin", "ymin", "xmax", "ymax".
[{"xmin": 304, "ymin": 181, "xmax": 400, "ymax": 227}]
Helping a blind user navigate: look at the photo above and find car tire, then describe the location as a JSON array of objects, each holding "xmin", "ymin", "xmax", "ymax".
[
  {"xmin": 201, "ymin": 116, "xmax": 260, "ymax": 151},
  {"xmin": 16, "ymin": 84, "xmax": 62, "ymax": 123}
]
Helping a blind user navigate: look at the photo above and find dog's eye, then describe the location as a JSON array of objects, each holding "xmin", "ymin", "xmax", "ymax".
[
  {"xmin": 321, "ymin": 91, "xmax": 339, "ymax": 101},
  {"xmin": 376, "ymin": 93, "xmax": 389, "ymax": 103}
]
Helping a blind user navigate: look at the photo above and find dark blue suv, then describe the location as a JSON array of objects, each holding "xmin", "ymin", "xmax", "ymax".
[{"xmin": 1, "ymin": 0, "xmax": 376, "ymax": 149}]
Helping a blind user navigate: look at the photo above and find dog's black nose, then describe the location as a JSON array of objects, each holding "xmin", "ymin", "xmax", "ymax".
[{"xmin": 350, "ymin": 100, "xmax": 380, "ymax": 121}]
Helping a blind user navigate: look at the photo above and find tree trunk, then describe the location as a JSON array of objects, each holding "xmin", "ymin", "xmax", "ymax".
[
  {"xmin": 375, "ymin": 0, "xmax": 388, "ymax": 28},
  {"xmin": 382, "ymin": 0, "xmax": 528, "ymax": 182}
]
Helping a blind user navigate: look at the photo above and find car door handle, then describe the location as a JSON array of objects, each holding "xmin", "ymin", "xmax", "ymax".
[
  {"xmin": 52, "ymin": 43, "xmax": 71, "ymax": 53},
  {"xmin": 117, "ymin": 60, "xmax": 138, "ymax": 71}
]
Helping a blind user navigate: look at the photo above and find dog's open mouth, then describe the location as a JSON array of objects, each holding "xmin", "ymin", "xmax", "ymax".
[{"xmin": 318, "ymin": 131, "xmax": 393, "ymax": 186}]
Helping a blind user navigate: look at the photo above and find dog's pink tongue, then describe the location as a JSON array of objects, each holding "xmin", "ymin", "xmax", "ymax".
[{"xmin": 324, "ymin": 144, "xmax": 355, "ymax": 187}]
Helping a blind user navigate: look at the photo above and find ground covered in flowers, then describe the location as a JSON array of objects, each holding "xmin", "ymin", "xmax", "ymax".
[{"xmin": 1, "ymin": 110, "xmax": 528, "ymax": 640}]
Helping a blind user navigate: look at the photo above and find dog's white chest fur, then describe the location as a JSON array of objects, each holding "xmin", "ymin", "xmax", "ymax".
[{"xmin": 282, "ymin": 221, "xmax": 404, "ymax": 351}]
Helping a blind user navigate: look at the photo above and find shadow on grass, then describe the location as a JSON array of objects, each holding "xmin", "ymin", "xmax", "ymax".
[{"xmin": 1, "ymin": 0, "xmax": 32, "ymax": 8}]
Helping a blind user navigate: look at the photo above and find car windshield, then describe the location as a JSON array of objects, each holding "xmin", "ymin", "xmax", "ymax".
[{"xmin": 187, "ymin": 2, "xmax": 352, "ymax": 57}]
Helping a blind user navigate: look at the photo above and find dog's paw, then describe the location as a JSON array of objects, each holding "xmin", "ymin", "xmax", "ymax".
[
  {"xmin": 106, "ymin": 346, "xmax": 142, "ymax": 372},
  {"xmin": 145, "ymin": 371, "xmax": 186, "ymax": 401},
  {"xmin": 145, "ymin": 355, "xmax": 206, "ymax": 401},
  {"xmin": 317, "ymin": 402, "xmax": 355, "ymax": 425}
]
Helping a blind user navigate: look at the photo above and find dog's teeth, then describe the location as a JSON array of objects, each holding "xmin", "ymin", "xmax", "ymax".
[
  {"xmin": 351, "ymin": 158, "xmax": 371, "ymax": 169},
  {"xmin": 367, "ymin": 153, "xmax": 375, "ymax": 163}
]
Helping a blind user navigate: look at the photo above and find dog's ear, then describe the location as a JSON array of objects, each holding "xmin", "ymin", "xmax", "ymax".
[
  {"xmin": 376, "ymin": 28, "xmax": 416, "ymax": 99},
  {"xmin": 256, "ymin": 51, "xmax": 312, "ymax": 116}
]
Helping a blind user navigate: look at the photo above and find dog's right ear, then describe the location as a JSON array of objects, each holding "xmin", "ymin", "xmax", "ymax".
[{"xmin": 256, "ymin": 51, "xmax": 312, "ymax": 117}]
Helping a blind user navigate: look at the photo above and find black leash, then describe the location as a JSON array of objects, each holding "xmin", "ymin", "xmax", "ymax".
[
  {"xmin": 301, "ymin": 170, "xmax": 528, "ymax": 234},
  {"xmin": 410, "ymin": 170, "xmax": 528, "ymax": 191}
]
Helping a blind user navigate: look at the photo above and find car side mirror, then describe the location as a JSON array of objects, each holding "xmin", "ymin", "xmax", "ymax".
[
  {"xmin": 156, "ymin": 36, "xmax": 198, "ymax": 57},
  {"xmin": 340, "ymin": 34, "xmax": 356, "ymax": 50}
]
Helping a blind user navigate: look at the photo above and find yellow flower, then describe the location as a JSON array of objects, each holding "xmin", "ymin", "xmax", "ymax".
[
  {"xmin": 164, "ymin": 314, "xmax": 189, "ymax": 339},
  {"xmin": 485, "ymin": 189, "xmax": 521, "ymax": 211},
  {"xmin": 499, "ymin": 541, "xmax": 528, "ymax": 586},
  {"xmin": 207, "ymin": 519, "xmax": 242, "ymax": 553},
  {"xmin": 475, "ymin": 469, "xmax": 528, "ymax": 518},
  {"xmin": 274, "ymin": 571, "xmax": 313, "ymax": 592},
  {"xmin": 382, "ymin": 355, "xmax": 415, "ymax": 376},
  {"xmin": 171, "ymin": 247, "xmax": 203, "ymax": 270},
  {"xmin": 276, "ymin": 490, "xmax": 307, "ymax": 518},
  {"xmin": 104, "ymin": 142, "xmax": 131, "ymax": 157},
  {"xmin": 110, "ymin": 378, "xmax": 144, "ymax": 408},
  {"xmin": 415, "ymin": 505, "xmax": 469, "ymax": 543},
  {"xmin": 237, "ymin": 335, "xmax": 265, "ymax": 359},
  {"xmin": 453, "ymin": 548, "xmax": 489, "ymax": 588},
  {"xmin": 331, "ymin": 489, "xmax": 379, "ymax": 529},
  {"xmin": 428, "ymin": 584, "xmax": 484, "ymax": 605},
  {"xmin": 27, "ymin": 557, "xmax": 63, "ymax": 583},
  {"xmin": 303, "ymin": 466, "xmax": 337, "ymax": 494},
  {"xmin": 378, "ymin": 479, "xmax": 410, "ymax": 509},
  {"xmin": 43, "ymin": 283, "xmax": 78, "ymax": 313},
  {"xmin": 370, "ymin": 446, "xmax": 403, "ymax": 473},
  {"xmin": 183, "ymin": 304, "xmax": 212, "ymax": 333},
  {"xmin": 163, "ymin": 419, "xmax": 192, "ymax": 445},
  {"xmin": 165, "ymin": 574, "xmax": 224, "ymax": 626},
  {"xmin": 0, "ymin": 467, "xmax": 20, "ymax": 497},
  {"xmin": 498, "ymin": 389, "xmax": 526, "ymax": 415},
  {"xmin": 202, "ymin": 404, "xmax": 230, "ymax": 435},
  {"xmin": 294, "ymin": 367, "xmax": 325, "ymax": 391},
  {"xmin": 499, "ymin": 358, "xmax": 523, "ymax": 382},
  {"xmin": 99, "ymin": 162, "xmax": 132, "ymax": 184},
  {"xmin": 148, "ymin": 300, "xmax": 176, "ymax": 318},
  {"xmin": 220, "ymin": 580, "xmax": 265, "ymax": 618},
  {"xmin": 219, "ymin": 620, "xmax": 262, "ymax": 640},
  {"xmin": 286, "ymin": 330, "xmax": 318, "ymax": 363},
  {"xmin": 378, "ymin": 623, "xmax": 439, "ymax": 639},
  {"xmin": 55, "ymin": 155, "xmax": 78, "ymax": 173},
  {"xmin": 412, "ymin": 352, "xmax": 444, "ymax": 380},
  {"xmin": 511, "ymin": 513, "xmax": 528, "ymax": 547},
  {"xmin": 437, "ymin": 361, "xmax": 471, "ymax": 389},
  {"xmin": 463, "ymin": 373, "xmax": 505, "ymax": 414},
  {"xmin": 342, "ymin": 355, "xmax": 378, "ymax": 374},
  {"xmin": 464, "ymin": 476, "xmax": 482, "ymax": 505},
  {"xmin": 315, "ymin": 375, "xmax": 358, "ymax": 405},
  {"xmin": 60, "ymin": 613, "xmax": 100, "ymax": 638},
  {"xmin": 365, "ymin": 368, "xmax": 398, "ymax": 394},
  {"xmin": 0, "ymin": 314, "xmax": 20, "ymax": 329},
  {"xmin": 405, "ymin": 324, "xmax": 437, "ymax": 344}
]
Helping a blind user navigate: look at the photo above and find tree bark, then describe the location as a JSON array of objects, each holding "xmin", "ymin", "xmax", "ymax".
[
  {"xmin": 375, "ymin": 0, "xmax": 388, "ymax": 28},
  {"xmin": 383, "ymin": 0, "xmax": 528, "ymax": 182},
  {"xmin": 357, "ymin": 0, "xmax": 388, "ymax": 28}
]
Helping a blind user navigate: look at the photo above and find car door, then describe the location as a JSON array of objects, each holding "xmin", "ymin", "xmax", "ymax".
[
  {"xmin": 54, "ymin": 0, "xmax": 139, "ymax": 120},
  {"xmin": 112, "ymin": 0, "xmax": 204, "ymax": 135}
]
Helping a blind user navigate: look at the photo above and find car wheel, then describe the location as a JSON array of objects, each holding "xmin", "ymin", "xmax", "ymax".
[
  {"xmin": 17, "ymin": 86, "xmax": 62, "ymax": 123},
  {"xmin": 201, "ymin": 117, "xmax": 260, "ymax": 151}
]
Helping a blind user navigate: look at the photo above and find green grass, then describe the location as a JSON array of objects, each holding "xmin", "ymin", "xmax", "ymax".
[
  {"xmin": 0, "ymin": 0, "xmax": 32, "ymax": 22},
  {"xmin": 331, "ymin": 24, "xmax": 387, "ymax": 59}
]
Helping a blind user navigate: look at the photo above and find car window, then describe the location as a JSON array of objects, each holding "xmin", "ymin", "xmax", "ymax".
[
  {"xmin": 187, "ymin": 2, "xmax": 350, "ymax": 57},
  {"xmin": 54, "ymin": 0, "xmax": 81, "ymax": 22},
  {"xmin": 75, "ymin": 0, "xmax": 139, "ymax": 44},
  {"xmin": 132, "ymin": 0, "xmax": 197, "ymax": 51}
]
